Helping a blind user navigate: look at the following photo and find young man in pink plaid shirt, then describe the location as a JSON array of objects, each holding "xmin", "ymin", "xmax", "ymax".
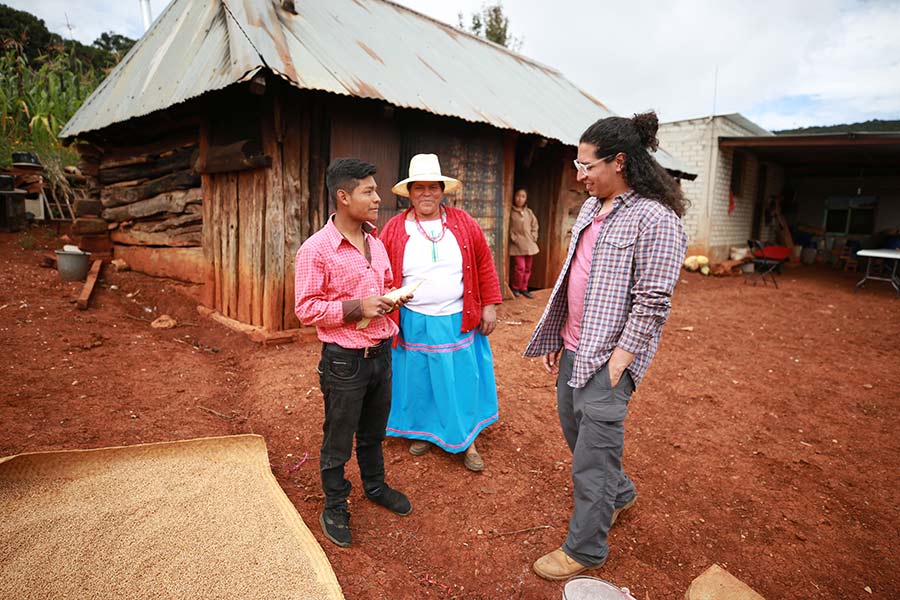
[
  {"xmin": 295, "ymin": 158, "xmax": 413, "ymax": 548},
  {"xmin": 525, "ymin": 113, "xmax": 688, "ymax": 580}
]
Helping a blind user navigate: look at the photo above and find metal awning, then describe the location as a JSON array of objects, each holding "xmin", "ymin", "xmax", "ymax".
[{"xmin": 719, "ymin": 133, "xmax": 900, "ymax": 175}]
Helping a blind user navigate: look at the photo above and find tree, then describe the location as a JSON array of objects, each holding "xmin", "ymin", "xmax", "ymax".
[
  {"xmin": 0, "ymin": 4, "xmax": 133, "ymax": 70},
  {"xmin": 457, "ymin": 2, "xmax": 522, "ymax": 51},
  {"xmin": 92, "ymin": 32, "xmax": 136, "ymax": 58},
  {"xmin": 0, "ymin": 4, "xmax": 57, "ymax": 62}
]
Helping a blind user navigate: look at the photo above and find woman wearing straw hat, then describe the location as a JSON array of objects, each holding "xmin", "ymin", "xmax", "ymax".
[{"xmin": 379, "ymin": 154, "xmax": 502, "ymax": 472}]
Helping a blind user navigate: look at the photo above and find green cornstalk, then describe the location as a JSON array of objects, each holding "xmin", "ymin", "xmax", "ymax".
[{"xmin": 0, "ymin": 42, "xmax": 103, "ymax": 198}]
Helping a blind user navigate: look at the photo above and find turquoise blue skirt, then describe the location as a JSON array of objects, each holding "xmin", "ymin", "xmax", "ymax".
[{"xmin": 386, "ymin": 308, "xmax": 498, "ymax": 453}]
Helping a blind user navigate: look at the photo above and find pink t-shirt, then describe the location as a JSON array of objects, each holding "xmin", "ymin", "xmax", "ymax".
[{"xmin": 561, "ymin": 212, "xmax": 608, "ymax": 352}]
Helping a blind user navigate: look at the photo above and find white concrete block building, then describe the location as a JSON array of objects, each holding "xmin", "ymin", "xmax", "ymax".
[{"xmin": 659, "ymin": 114, "xmax": 780, "ymax": 260}]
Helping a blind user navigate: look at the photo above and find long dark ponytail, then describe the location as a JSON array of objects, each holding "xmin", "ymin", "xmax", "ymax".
[{"xmin": 579, "ymin": 111, "xmax": 688, "ymax": 217}]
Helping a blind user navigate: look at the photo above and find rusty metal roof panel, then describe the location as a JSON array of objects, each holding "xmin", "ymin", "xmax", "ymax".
[
  {"xmin": 61, "ymin": 0, "xmax": 693, "ymax": 176},
  {"xmin": 60, "ymin": 0, "xmax": 258, "ymax": 138}
]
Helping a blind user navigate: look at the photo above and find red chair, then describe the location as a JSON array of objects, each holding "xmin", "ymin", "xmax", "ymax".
[{"xmin": 745, "ymin": 240, "xmax": 789, "ymax": 288}]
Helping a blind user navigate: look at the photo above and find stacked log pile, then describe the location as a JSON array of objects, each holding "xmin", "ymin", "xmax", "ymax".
[
  {"xmin": 100, "ymin": 134, "xmax": 201, "ymax": 245},
  {"xmin": 71, "ymin": 142, "xmax": 110, "ymax": 256},
  {"xmin": 73, "ymin": 131, "xmax": 202, "ymax": 267}
]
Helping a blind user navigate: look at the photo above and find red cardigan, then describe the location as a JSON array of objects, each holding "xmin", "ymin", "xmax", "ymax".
[{"xmin": 378, "ymin": 206, "xmax": 502, "ymax": 333}]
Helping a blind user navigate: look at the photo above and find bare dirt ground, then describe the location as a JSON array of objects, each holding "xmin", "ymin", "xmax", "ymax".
[{"xmin": 2, "ymin": 225, "xmax": 899, "ymax": 600}]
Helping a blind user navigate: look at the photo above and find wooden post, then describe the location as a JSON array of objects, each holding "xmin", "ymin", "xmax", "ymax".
[
  {"xmin": 209, "ymin": 175, "xmax": 223, "ymax": 313},
  {"xmin": 281, "ymin": 95, "xmax": 306, "ymax": 330},
  {"xmin": 200, "ymin": 175, "xmax": 219, "ymax": 308},
  {"xmin": 236, "ymin": 171, "xmax": 251, "ymax": 324},
  {"xmin": 251, "ymin": 171, "xmax": 267, "ymax": 327},
  {"xmin": 501, "ymin": 132, "xmax": 517, "ymax": 299},
  {"xmin": 222, "ymin": 173, "xmax": 239, "ymax": 319},
  {"xmin": 262, "ymin": 92, "xmax": 286, "ymax": 332}
]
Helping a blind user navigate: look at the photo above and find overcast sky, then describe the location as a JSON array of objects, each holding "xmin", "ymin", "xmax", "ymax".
[{"xmin": 10, "ymin": 0, "xmax": 900, "ymax": 130}]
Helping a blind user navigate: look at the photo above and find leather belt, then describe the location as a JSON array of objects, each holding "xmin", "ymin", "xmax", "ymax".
[{"xmin": 322, "ymin": 339, "xmax": 390, "ymax": 359}]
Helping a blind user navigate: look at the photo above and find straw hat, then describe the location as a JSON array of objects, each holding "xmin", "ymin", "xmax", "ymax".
[{"xmin": 391, "ymin": 154, "xmax": 461, "ymax": 197}]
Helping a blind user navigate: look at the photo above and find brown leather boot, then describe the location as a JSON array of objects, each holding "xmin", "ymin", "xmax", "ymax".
[{"xmin": 532, "ymin": 548, "xmax": 597, "ymax": 581}]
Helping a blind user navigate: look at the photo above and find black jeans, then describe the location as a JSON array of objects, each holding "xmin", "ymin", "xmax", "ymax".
[{"xmin": 317, "ymin": 344, "xmax": 392, "ymax": 510}]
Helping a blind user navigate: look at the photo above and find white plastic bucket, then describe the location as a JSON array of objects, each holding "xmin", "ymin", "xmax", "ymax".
[
  {"xmin": 562, "ymin": 576, "xmax": 636, "ymax": 600},
  {"xmin": 56, "ymin": 249, "xmax": 92, "ymax": 281}
]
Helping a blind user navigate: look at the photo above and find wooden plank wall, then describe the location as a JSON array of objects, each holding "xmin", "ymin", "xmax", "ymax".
[
  {"xmin": 500, "ymin": 132, "xmax": 517, "ymax": 297},
  {"xmin": 308, "ymin": 96, "xmax": 330, "ymax": 236},
  {"xmin": 280, "ymin": 98, "xmax": 309, "ymax": 329},
  {"xmin": 329, "ymin": 99, "xmax": 402, "ymax": 231},
  {"xmin": 222, "ymin": 173, "xmax": 239, "ymax": 319},
  {"xmin": 261, "ymin": 96, "xmax": 284, "ymax": 331},
  {"xmin": 203, "ymin": 84, "xmax": 315, "ymax": 331}
]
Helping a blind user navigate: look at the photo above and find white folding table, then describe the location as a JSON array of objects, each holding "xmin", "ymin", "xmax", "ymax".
[{"xmin": 855, "ymin": 249, "xmax": 900, "ymax": 298}]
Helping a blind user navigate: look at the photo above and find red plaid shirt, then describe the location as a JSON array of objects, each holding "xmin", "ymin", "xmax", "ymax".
[
  {"xmin": 524, "ymin": 190, "xmax": 687, "ymax": 388},
  {"xmin": 294, "ymin": 217, "xmax": 398, "ymax": 348}
]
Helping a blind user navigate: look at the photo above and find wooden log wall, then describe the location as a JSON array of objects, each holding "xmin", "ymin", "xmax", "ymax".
[
  {"xmin": 73, "ymin": 127, "xmax": 203, "ymax": 263},
  {"xmin": 71, "ymin": 142, "xmax": 110, "ymax": 256},
  {"xmin": 100, "ymin": 133, "xmax": 201, "ymax": 249},
  {"xmin": 202, "ymin": 85, "xmax": 315, "ymax": 331}
]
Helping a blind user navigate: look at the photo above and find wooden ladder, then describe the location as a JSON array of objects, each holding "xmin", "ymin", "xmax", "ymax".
[{"xmin": 41, "ymin": 189, "xmax": 75, "ymax": 220}]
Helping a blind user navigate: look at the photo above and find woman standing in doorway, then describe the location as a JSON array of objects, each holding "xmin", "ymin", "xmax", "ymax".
[{"xmin": 509, "ymin": 188, "xmax": 540, "ymax": 298}]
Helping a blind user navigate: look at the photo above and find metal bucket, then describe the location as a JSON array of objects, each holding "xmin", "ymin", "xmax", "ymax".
[
  {"xmin": 562, "ymin": 576, "xmax": 636, "ymax": 600},
  {"xmin": 55, "ymin": 249, "xmax": 92, "ymax": 282}
]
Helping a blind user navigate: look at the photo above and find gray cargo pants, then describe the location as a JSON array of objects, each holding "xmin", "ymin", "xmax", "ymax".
[{"xmin": 557, "ymin": 349, "xmax": 636, "ymax": 567}]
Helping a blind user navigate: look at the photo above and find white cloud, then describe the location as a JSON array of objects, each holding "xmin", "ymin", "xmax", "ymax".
[
  {"xmin": 397, "ymin": 0, "xmax": 900, "ymax": 129},
  {"xmin": 10, "ymin": 0, "xmax": 900, "ymax": 130}
]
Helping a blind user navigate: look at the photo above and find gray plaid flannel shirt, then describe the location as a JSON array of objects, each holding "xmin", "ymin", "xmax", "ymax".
[{"xmin": 524, "ymin": 190, "xmax": 687, "ymax": 388}]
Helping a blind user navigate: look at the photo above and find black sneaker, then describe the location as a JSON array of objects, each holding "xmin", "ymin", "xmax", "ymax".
[
  {"xmin": 319, "ymin": 508, "xmax": 352, "ymax": 547},
  {"xmin": 521, "ymin": 290, "xmax": 535, "ymax": 299},
  {"xmin": 512, "ymin": 289, "xmax": 522, "ymax": 297},
  {"xmin": 365, "ymin": 484, "xmax": 413, "ymax": 516}
]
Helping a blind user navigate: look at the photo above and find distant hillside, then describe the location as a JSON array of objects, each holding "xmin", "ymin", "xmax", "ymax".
[{"xmin": 775, "ymin": 119, "xmax": 900, "ymax": 135}]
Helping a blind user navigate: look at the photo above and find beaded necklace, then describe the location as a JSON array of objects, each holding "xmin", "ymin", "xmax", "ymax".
[{"xmin": 414, "ymin": 206, "xmax": 447, "ymax": 262}]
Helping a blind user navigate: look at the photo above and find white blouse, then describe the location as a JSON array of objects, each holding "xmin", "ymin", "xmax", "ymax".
[{"xmin": 402, "ymin": 218, "xmax": 465, "ymax": 316}]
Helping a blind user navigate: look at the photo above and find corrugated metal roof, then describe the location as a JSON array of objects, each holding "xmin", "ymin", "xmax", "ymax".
[{"xmin": 60, "ymin": 0, "xmax": 693, "ymax": 176}]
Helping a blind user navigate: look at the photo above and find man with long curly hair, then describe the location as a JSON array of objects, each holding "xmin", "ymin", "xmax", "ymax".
[{"xmin": 525, "ymin": 112, "xmax": 688, "ymax": 580}]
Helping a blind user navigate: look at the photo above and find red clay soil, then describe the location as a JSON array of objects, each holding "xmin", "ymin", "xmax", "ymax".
[{"xmin": 2, "ymin": 226, "xmax": 898, "ymax": 600}]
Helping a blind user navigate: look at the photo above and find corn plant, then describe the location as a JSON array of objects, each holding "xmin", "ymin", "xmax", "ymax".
[{"xmin": 0, "ymin": 42, "xmax": 103, "ymax": 198}]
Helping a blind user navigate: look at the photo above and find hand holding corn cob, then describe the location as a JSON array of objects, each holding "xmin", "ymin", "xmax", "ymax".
[{"xmin": 357, "ymin": 279, "xmax": 426, "ymax": 329}]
